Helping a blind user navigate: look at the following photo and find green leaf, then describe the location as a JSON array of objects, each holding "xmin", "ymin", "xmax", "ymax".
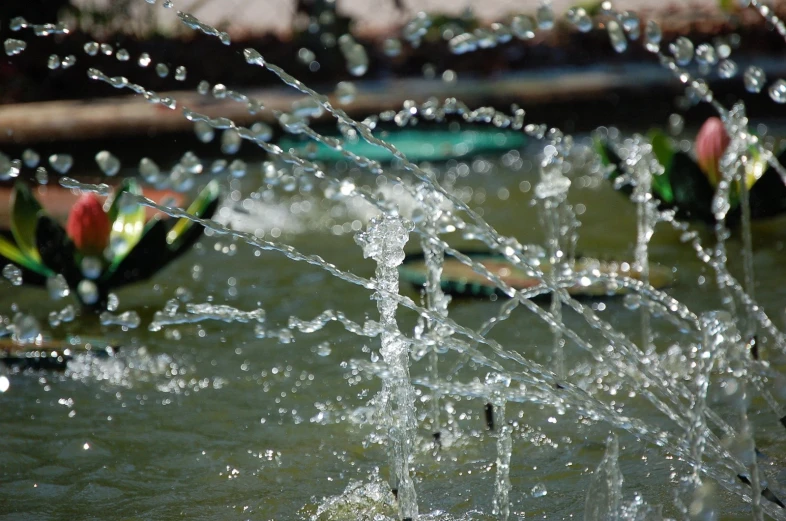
[
  {"xmin": 166, "ymin": 180, "xmax": 220, "ymax": 250},
  {"xmin": 0, "ymin": 233, "xmax": 49, "ymax": 274},
  {"xmin": 108, "ymin": 178, "xmax": 146, "ymax": 262},
  {"xmin": 594, "ymin": 136, "xmax": 612, "ymax": 166},
  {"xmin": 10, "ymin": 182, "xmax": 43, "ymax": 264},
  {"xmin": 104, "ymin": 216, "xmax": 162, "ymax": 278},
  {"xmin": 648, "ymin": 129, "xmax": 675, "ymax": 169},
  {"xmin": 105, "ymin": 178, "xmax": 133, "ymax": 224},
  {"xmin": 647, "ymin": 129, "xmax": 676, "ymax": 204}
]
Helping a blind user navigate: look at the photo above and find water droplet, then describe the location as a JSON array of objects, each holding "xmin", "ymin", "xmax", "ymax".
[
  {"xmin": 340, "ymin": 39, "xmax": 368, "ymax": 77},
  {"xmin": 47, "ymin": 54, "xmax": 61, "ymax": 70},
  {"xmin": 229, "ymin": 159, "xmax": 246, "ymax": 178},
  {"xmin": 668, "ymin": 113, "xmax": 684, "ymax": 135},
  {"xmin": 180, "ymin": 151, "xmax": 203, "ymax": 174},
  {"xmin": 621, "ymin": 11, "xmax": 640, "ymax": 37},
  {"xmin": 536, "ymin": 2, "xmax": 555, "ymax": 30},
  {"xmin": 61, "ymin": 55, "xmax": 76, "ymax": 68},
  {"xmin": 292, "ymin": 97, "xmax": 324, "ymax": 118},
  {"xmin": 156, "ymin": 63, "xmax": 169, "ymax": 78},
  {"xmin": 12, "ymin": 313, "xmax": 40, "ymax": 343},
  {"xmin": 10, "ymin": 17, "xmax": 28, "ymax": 31},
  {"xmin": 279, "ymin": 113, "xmax": 307, "ymax": 134},
  {"xmin": 139, "ymin": 157, "xmax": 162, "ymax": 184},
  {"xmin": 449, "ymin": 33, "xmax": 477, "ymax": 54},
  {"xmin": 402, "ymin": 12, "xmax": 431, "ymax": 45},
  {"xmin": 83, "ymin": 41, "xmax": 99, "ymax": 56},
  {"xmin": 717, "ymin": 59, "xmax": 737, "ymax": 79},
  {"xmin": 531, "ymin": 483, "xmax": 548, "ymax": 498},
  {"xmin": 212, "ymin": 83, "xmax": 227, "ymax": 99},
  {"xmin": 78, "ymin": 279, "xmax": 100, "ymax": 305},
  {"xmin": 251, "ymin": 122, "xmax": 273, "ymax": 142},
  {"xmin": 35, "ymin": 167, "xmax": 48, "ymax": 185},
  {"xmin": 100, "ymin": 43, "xmax": 113, "ymax": 56},
  {"xmin": 47, "ymin": 274, "xmax": 70, "ymax": 299},
  {"xmin": 715, "ymin": 38, "xmax": 731, "ymax": 59},
  {"xmin": 623, "ymin": 293, "xmax": 642, "ymax": 310},
  {"xmin": 670, "ymin": 37, "xmax": 694, "ymax": 66},
  {"xmin": 566, "ymin": 7, "xmax": 593, "ymax": 33},
  {"xmin": 22, "ymin": 149, "xmax": 40, "ymax": 168},
  {"xmin": 511, "ymin": 15, "xmax": 536, "ymax": 40},
  {"xmin": 100, "ymin": 310, "xmax": 141, "ymax": 328},
  {"xmin": 49, "ymin": 154, "xmax": 73, "ymax": 174},
  {"xmin": 243, "ymin": 48, "xmax": 265, "ymax": 67},
  {"xmin": 116, "ymin": 49, "xmax": 130, "ymax": 61},
  {"xmin": 644, "ymin": 20, "xmax": 661, "ymax": 52},
  {"xmin": 221, "ymin": 129, "xmax": 242, "ymax": 155},
  {"xmin": 81, "ymin": 256, "xmax": 103, "ymax": 280},
  {"xmin": 297, "ymin": 47, "xmax": 315, "ymax": 65},
  {"xmin": 744, "ymin": 66, "xmax": 766, "ymax": 93},
  {"xmin": 95, "ymin": 150, "xmax": 121, "ymax": 176},
  {"xmin": 2, "ymin": 264, "xmax": 22, "ymax": 286},
  {"xmin": 138, "ymin": 53, "xmax": 151, "ymax": 67},
  {"xmin": 606, "ymin": 20, "xmax": 627, "ymax": 53},
  {"xmin": 4, "ymin": 38, "xmax": 27, "ymax": 56},
  {"xmin": 769, "ymin": 79, "xmax": 786, "ymax": 104},
  {"xmin": 316, "ymin": 342, "xmax": 332, "ymax": 357},
  {"xmin": 695, "ymin": 43, "xmax": 717, "ymax": 65},
  {"xmin": 0, "ymin": 153, "xmax": 19, "ymax": 181},
  {"xmin": 383, "ymin": 38, "xmax": 402, "ymax": 57},
  {"xmin": 194, "ymin": 121, "xmax": 214, "ymax": 143},
  {"xmin": 175, "ymin": 66, "xmax": 187, "ymax": 81},
  {"xmin": 107, "ymin": 293, "xmax": 120, "ymax": 312},
  {"xmin": 335, "ymin": 81, "xmax": 357, "ymax": 105}
]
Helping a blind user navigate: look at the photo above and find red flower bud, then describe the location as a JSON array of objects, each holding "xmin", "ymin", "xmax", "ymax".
[
  {"xmin": 695, "ymin": 117, "xmax": 731, "ymax": 186},
  {"xmin": 66, "ymin": 193, "xmax": 111, "ymax": 256}
]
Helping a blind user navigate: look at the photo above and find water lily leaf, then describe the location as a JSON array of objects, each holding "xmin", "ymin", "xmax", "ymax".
[
  {"xmin": 103, "ymin": 217, "xmax": 170, "ymax": 288},
  {"xmin": 10, "ymin": 182, "xmax": 43, "ymax": 264},
  {"xmin": 108, "ymin": 178, "xmax": 146, "ymax": 261},
  {"xmin": 0, "ymin": 232, "xmax": 48, "ymax": 275},
  {"xmin": 166, "ymin": 180, "xmax": 220, "ymax": 251}
]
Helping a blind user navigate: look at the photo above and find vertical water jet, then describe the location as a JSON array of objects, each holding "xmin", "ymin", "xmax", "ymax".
[{"xmin": 355, "ymin": 214, "xmax": 418, "ymax": 520}]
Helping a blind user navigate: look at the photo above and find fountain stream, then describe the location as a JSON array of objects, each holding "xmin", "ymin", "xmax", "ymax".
[{"xmin": 6, "ymin": 0, "xmax": 786, "ymax": 519}]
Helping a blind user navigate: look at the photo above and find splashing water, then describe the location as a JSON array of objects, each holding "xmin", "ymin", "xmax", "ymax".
[{"xmin": 5, "ymin": 1, "xmax": 786, "ymax": 520}]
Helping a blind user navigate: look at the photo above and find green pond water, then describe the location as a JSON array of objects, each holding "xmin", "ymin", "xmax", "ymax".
[{"xmin": 3, "ymin": 140, "xmax": 786, "ymax": 520}]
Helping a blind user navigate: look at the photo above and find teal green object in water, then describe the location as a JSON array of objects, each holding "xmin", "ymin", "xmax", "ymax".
[{"xmin": 279, "ymin": 128, "xmax": 527, "ymax": 163}]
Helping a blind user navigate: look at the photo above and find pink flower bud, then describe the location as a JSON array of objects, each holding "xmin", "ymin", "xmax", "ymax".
[
  {"xmin": 66, "ymin": 193, "xmax": 111, "ymax": 256},
  {"xmin": 695, "ymin": 117, "xmax": 731, "ymax": 186}
]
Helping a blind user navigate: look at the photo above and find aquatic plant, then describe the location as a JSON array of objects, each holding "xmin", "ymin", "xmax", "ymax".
[
  {"xmin": 597, "ymin": 118, "xmax": 786, "ymax": 223},
  {"xmin": 0, "ymin": 179, "xmax": 219, "ymax": 310}
]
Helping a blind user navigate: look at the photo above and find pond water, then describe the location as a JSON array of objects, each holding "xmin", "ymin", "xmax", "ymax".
[
  {"xmin": 5, "ymin": 2, "xmax": 786, "ymax": 520},
  {"xmin": 4, "ymin": 141, "xmax": 786, "ymax": 520}
]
